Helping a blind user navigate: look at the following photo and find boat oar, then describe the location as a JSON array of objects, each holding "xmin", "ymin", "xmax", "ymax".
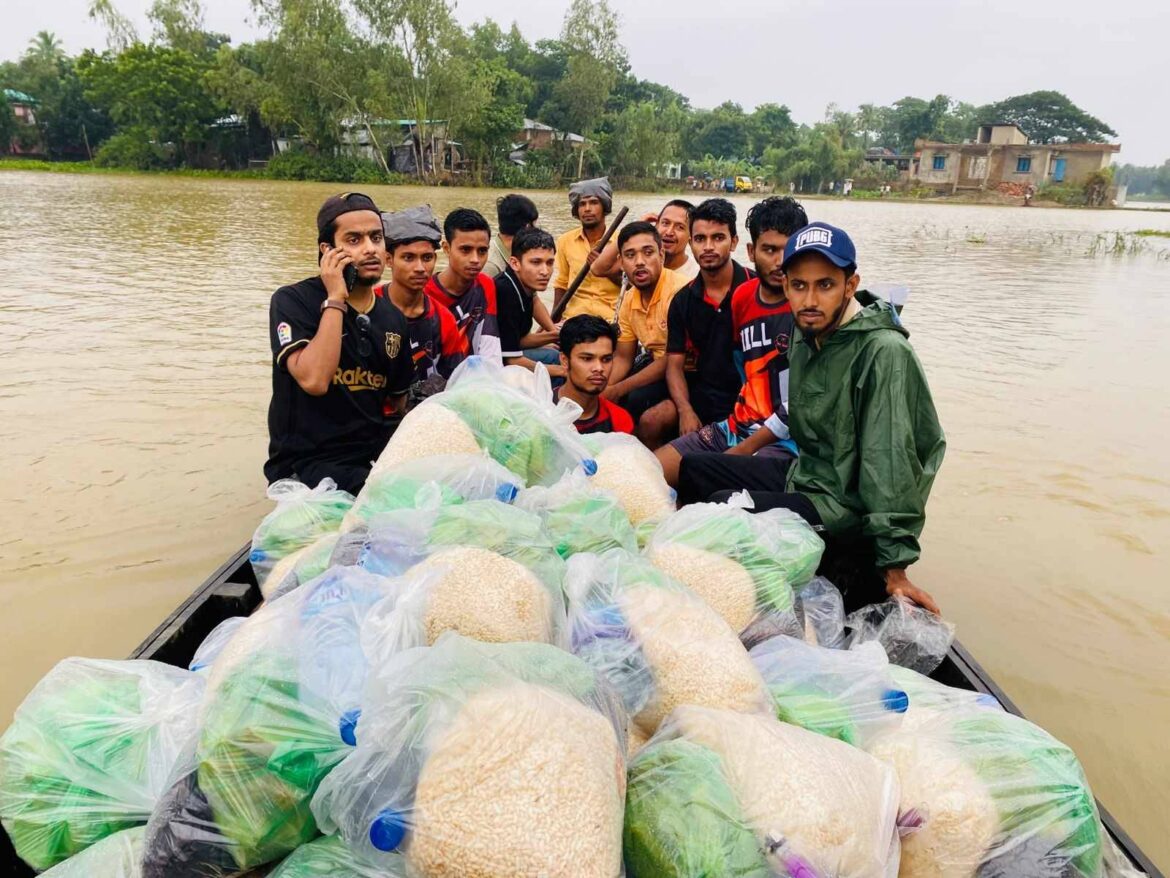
[{"xmin": 552, "ymin": 206, "xmax": 629, "ymax": 322}]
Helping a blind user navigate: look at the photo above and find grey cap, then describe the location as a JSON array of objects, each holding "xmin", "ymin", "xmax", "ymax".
[
  {"xmin": 381, "ymin": 205, "xmax": 441, "ymax": 246},
  {"xmin": 569, "ymin": 177, "xmax": 613, "ymax": 215}
]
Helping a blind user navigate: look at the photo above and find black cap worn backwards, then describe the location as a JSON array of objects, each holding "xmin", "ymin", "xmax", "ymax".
[{"xmin": 316, "ymin": 192, "xmax": 380, "ymax": 235}]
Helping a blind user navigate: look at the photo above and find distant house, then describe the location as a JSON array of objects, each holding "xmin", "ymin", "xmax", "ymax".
[
  {"xmin": 912, "ymin": 123, "xmax": 1120, "ymax": 193},
  {"xmin": 3, "ymin": 89, "xmax": 41, "ymax": 155},
  {"xmin": 274, "ymin": 118, "xmax": 465, "ymax": 176},
  {"xmin": 862, "ymin": 147, "xmax": 912, "ymax": 174},
  {"xmin": 508, "ymin": 118, "xmax": 586, "ymax": 165}
]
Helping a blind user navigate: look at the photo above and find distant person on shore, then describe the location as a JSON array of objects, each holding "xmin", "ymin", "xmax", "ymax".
[
  {"xmin": 425, "ymin": 208, "xmax": 502, "ymax": 363},
  {"xmin": 693, "ymin": 221, "xmax": 946, "ymax": 613},
  {"xmin": 659, "ymin": 196, "xmax": 808, "ymax": 488},
  {"xmin": 375, "ymin": 205, "xmax": 468, "ymax": 405},
  {"xmin": 592, "ymin": 198, "xmax": 700, "ymax": 284},
  {"xmin": 485, "ymin": 193, "xmax": 539, "ymax": 278},
  {"xmin": 601, "ymin": 221, "xmax": 687, "ymax": 432},
  {"xmin": 497, "ymin": 226, "xmax": 564, "ymax": 374},
  {"xmin": 556, "ymin": 315, "xmax": 634, "ymax": 435},
  {"xmin": 265, "ymin": 192, "xmax": 413, "ymax": 494},
  {"xmin": 552, "ymin": 177, "xmax": 622, "ymax": 320},
  {"xmin": 639, "ymin": 198, "xmax": 754, "ymax": 448}
]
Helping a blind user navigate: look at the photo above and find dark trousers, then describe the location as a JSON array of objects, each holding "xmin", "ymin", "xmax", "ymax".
[
  {"xmin": 677, "ymin": 451, "xmax": 796, "ymax": 507},
  {"xmin": 293, "ymin": 458, "xmax": 371, "ymax": 495}
]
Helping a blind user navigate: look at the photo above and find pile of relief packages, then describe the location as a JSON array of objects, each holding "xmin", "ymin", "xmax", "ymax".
[{"xmin": 0, "ymin": 357, "xmax": 1142, "ymax": 877}]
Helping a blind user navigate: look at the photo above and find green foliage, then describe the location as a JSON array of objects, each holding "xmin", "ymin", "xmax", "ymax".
[
  {"xmin": 977, "ymin": 90, "xmax": 1116, "ymax": 144},
  {"xmin": 1113, "ymin": 159, "xmax": 1170, "ymax": 198},
  {"xmin": 0, "ymin": 95, "xmax": 16, "ymax": 154},
  {"xmin": 600, "ymin": 100, "xmax": 684, "ymax": 179},
  {"xmin": 1135, "ymin": 229, "xmax": 1170, "ymax": 238},
  {"xmin": 265, "ymin": 146, "xmax": 389, "ymax": 183},
  {"xmin": 93, "ymin": 127, "xmax": 172, "ymax": 168},
  {"xmin": 1038, "ymin": 166, "xmax": 1114, "ymax": 208},
  {"xmin": 765, "ymin": 122, "xmax": 862, "ymax": 194}
]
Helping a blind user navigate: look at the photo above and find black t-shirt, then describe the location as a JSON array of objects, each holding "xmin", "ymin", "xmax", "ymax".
[
  {"xmin": 496, "ymin": 266, "xmax": 536, "ymax": 359},
  {"xmin": 666, "ymin": 260, "xmax": 754, "ymax": 422},
  {"xmin": 266, "ymin": 276, "xmax": 413, "ymax": 486}
]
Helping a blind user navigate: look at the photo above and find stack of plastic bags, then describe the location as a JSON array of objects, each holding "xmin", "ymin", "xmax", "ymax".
[
  {"xmin": 564, "ymin": 550, "xmax": 770, "ymax": 751},
  {"xmin": 624, "ymin": 705, "xmax": 901, "ymax": 877},
  {"xmin": 140, "ymin": 566, "xmax": 393, "ymax": 877},
  {"xmin": 313, "ymin": 634, "xmax": 627, "ymax": 877},
  {"xmin": 518, "ymin": 472, "xmax": 639, "ymax": 558},
  {"xmin": 0, "ymin": 658, "xmax": 203, "ymax": 871},
  {"xmin": 866, "ymin": 667, "xmax": 1104, "ymax": 878},
  {"xmin": 373, "ymin": 358, "xmax": 593, "ymax": 487},
  {"xmin": 645, "ymin": 501, "xmax": 824, "ymax": 636},
  {"xmin": 250, "ymin": 478, "xmax": 354, "ymax": 598}
]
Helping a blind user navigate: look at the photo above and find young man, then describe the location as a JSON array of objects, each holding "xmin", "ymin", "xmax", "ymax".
[
  {"xmin": 602, "ymin": 221, "xmax": 685, "ymax": 427},
  {"xmin": 553, "ymin": 177, "xmax": 622, "ymax": 320},
  {"xmin": 557, "ymin": 315, "xmax": 634, "ymax": 434},
  {"xmin": 641, "ymin": 198, "xmax": 754, "ymax": 448},
  {"xmin": 425, "ymin": 208, "xmax": 502, "ymax": 363},
  {"xmin": 485, "ymin": 193, "xmax": 539, "ymax": 278},
  {"xmin": 375, "ymin": 205, "xmax": 468, "ymax": 404},
  {"xmin": 708, "ymin": 222, "xmax": 946, "ymax": 613},
  {"xmin": 658, "ymin": 197, "xmax": 808, "ymax": 487},
  {"xmin": 265, "ymin": 192, "xmax": 413, "ymax": 494},
  {"xmin": 497, "ymin": 226, "xmax": 564, "ymax": 375},
  {"xmin": 591, "ymin": 198, "xmax": 699, "ymax": 283}
]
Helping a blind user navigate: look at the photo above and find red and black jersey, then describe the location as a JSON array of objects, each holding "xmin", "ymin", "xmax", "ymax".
[
  {"xmin": 727, "ymin": 278, "xmax": 794, "ymax": 440},
  {"xmin": 574, "ymin": 396, "xmax": 635, "ymax": 435},
  {"xmin": 425, "ymin": 273, "xmax": 502, "ymax": 363},
  {"xmin": 375, "ymin": 284, "xmax": 468, "ymax": 383}
]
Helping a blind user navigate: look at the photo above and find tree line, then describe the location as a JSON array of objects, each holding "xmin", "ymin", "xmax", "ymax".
[{"xmin": 0, "ymin": 0, "xmax": 1126, "ymax": 192}]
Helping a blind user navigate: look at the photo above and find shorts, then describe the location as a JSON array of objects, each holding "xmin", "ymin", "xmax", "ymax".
[{"xmin": 670, "ymin": 422, "xmax": 795, "ymax": 457}]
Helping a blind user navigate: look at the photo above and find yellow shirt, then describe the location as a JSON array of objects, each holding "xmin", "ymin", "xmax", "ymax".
[
  {"xmin": 617, "ymin": 267, "xmax": 684, "ymax": 359},
  {"xmin": 554, "ymin": 228, "xmax": 622, "ymax": 320}
]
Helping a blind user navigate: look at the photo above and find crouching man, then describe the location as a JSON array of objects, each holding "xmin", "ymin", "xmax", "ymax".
[
  {"xmin": 265, "ymin": 192, "xmax": 414, "ymax": 494},
  {"xmin": 719, "ymin": 222, "xmax": 946, "ymax": 613}
]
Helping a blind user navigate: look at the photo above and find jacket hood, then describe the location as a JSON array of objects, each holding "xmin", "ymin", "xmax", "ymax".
[{"xmin": 837, "ymin": 289, "xmax": 909, "ymax": 339}]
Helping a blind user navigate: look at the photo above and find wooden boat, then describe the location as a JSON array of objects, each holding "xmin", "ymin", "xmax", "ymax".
[{"xmin": 0, "ymin": 544, "xmax": 1163, "ymax": 877}]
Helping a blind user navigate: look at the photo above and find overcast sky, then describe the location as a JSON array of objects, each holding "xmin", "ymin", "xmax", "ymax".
[{"xmin": 4, "ymin": 0, "xmax": 1167, "ymax": 164}]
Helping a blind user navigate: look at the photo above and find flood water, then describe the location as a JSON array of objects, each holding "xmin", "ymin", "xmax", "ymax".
[{"xmin": 1, "ymin": 171, "xmax": 1168, "ymax": 869}]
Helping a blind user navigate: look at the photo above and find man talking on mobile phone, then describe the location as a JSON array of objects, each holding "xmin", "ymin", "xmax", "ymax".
[{"xmin": 265, "ymin": 192, "xmax": 414, "ymax": 494}]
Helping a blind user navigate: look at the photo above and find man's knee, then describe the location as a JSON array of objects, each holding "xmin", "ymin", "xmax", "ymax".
[
  {"xmin": 637, "ymin": 400, "xmax": 677, "ymax": 447},
  {"xmin": 655, "ymin": 444, "xmax": 683, "ymax": 487}
]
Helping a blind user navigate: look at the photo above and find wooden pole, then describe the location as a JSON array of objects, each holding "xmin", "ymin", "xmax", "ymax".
[{"xmin": 552, "ymin": 205, "xmax": 629, "ymax": 323}]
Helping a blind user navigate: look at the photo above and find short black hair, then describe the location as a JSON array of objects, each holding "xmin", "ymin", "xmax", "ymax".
[
  {"xmin": 443, "ymin": 207, "xmax": 491, "ymax": 243},
  {"xmin": 511, "ymin": 226, "xmax": 556, "ymax": 259},
  {"xmin": 691, "ymin": 198, "xmax": 737, "ymax": 235},
  {"xmin": 745, "ymin": 196, "xmax": 808, "ymax": 244},
  {"xmin": 559, "ymin": 314, "xmax": 617, "ymax": 357},
  {"xmin": 496, "ymin": 194, "xmax": 539, "ymax": 236},
  {"xmin": 617, "ymin": 221, "xmax": 661, "ymax": 252},
  {"xmin": 659, "ymin": 199, "xmax": 695, "ymax": 223}
]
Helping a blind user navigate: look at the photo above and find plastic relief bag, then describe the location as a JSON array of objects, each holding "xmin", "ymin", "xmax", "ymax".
[
  {"xmin": 517, "ymin": 470, "xmax": 638, "ymax": 558},
  {"xmin": 312, "ymin": 634, "xmax": 627, "ymax": 878},
  {"xmin": 847, "ymin": 597, "xmax": 957, "ymax": 675},
  {"xmin": 250, "ymin": 479, "xmax": 354, "ymax": 591}
]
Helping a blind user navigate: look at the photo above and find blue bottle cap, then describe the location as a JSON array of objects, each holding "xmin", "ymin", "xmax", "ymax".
[
  {"xmin": 976, "ymin": 693, "xmax": 1001, "ymax": 709},
  {"xmin": 495, "ymin": 483, "xmax": 520, "ymax": 504},
  {"xmin": 882, "ymin": 689, "xmax": 910, "ymax": 713},
  {"xmin": 582, "ymin": 458, "xmax": 598, "ymax": 476},
  {"xmin": 369, "ymin": 809, "xmax": 408, "ymax": 852},
  {"xmin": 249, "ymin": 549, "xmax": 265, "ymax": 563},
  {"xmin": 339, "ymin": 708, "xmax": 362, "ymax": 746}
]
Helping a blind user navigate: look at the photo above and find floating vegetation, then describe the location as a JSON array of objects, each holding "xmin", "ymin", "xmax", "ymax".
[
  {"xmin": 1134, "ymin": 228, "xmax": 1170, "ymax": 239},
  {"xmin": 966, "ymin": 233, "xmax": 987, "ymax": 244}
]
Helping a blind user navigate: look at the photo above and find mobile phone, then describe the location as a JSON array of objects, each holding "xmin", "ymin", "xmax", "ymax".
[{"xmin": 327, "ymin": 244, "xmax": 359, "ymax": 292}]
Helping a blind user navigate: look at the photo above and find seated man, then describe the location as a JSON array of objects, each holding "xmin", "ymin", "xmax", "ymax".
[
  {"xmin": 700, "ymin": 222, "xmax": 946, "ymax": 613},
  {"xmin": 265, "ymin": 192, "xmax": 414, "ymax": 494},
  {"xmin": 496, "ymin": 226, "xmax": 564, "ymax": 374},
  {"xmin": 602, "ymin": 221, "xmax": 685, "ymax": 431},
  {"xmin": 375, "ymin": 206, "xmax": 468, "ymax": 406},
  {"xmin": 557, "ymin": 315, "xmax": 634, "ymax": 435},
  {"xmin": 641, "ymin": 198, "xmax": 753, "ymax": 448},
  {"xmin": 484, "ymin": 192, "xmax": 539, "ymax": 278},
  {"xmin": 658, "ymin": 196, "xmax": 809, "ymax": 487},
  {"xmin": 425, "ymin": 208, "xmax": 503, "ymax": 362}
]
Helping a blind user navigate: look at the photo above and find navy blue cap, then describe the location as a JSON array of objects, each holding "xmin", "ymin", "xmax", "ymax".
[
  {"xmin": 369, "ymin": 808, "xmax": 408, "ymax": 851},
  {"xmin": 781, "ymin": 222, "xmax": 857, "ymax": 272}
]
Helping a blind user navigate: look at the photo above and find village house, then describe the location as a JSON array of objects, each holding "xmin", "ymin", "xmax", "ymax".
[
  {"xmin": 3, "ymin": 89, "xmax": 42, "ymax": 155},
  {"xmin": 911, "ymin": 123, "xmax": 1120, "ymax": 194}
]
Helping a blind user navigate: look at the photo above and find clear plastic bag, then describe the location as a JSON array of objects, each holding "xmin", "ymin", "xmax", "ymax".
[
  {"xmin": 565, "ymin": 550, "xmax": 769, "ymax": 743},
  {"xmin": 644, "ymin": 501, "xmax": 824, "ymax": 637},
  {"xmin": 140, "ymin": 566, "xmax": 394, "ymax": 877},
  {"xmin": 373, "ymin": 357, "xmax": 593, "ymax": 486},
  {"xmin": 846, "ymin": 597, "xmax": 956, "ymax": 675},
  {"xmin": 312, "ymin": 634, "xmax": 627, "ymax": 877},
  {"xmin": 517, "ymin": 471, "xmax": 638, "ymax": 558},
  {"xmin": 40, "ymin": 825, "xmax": 144, "ymax": 877},
  {"xmin": 270, "ymin": 834, "xmax": 405, "ymax": 877},
  {"xmin": 188, "ymin": 617, "xmax": 246, "ymax": 673},
  {"xmin": 264, "ymin": 532, "xmax": 342, "ymax": 601},
  {"xmin": 580, "ymin": 431, "xmax": 677, "ymax": 526},
  {"xmin": 866, "ymin": 681, "xmax": 1103, "ymax": 878},
  {"xmin": 0, "ymin": 659, "xmax": 204, "ymax": 871},
  {"xmin": 740, "ymin": 576, "xmax": 847, "ymax": 650},
  {"xmin": 625, "ymin": 705, "xmax": 901, "ymax": 878},
  {"xmin": 342, "ymin": 453, "xmax": 522, "ymax": 533},
  {"xmin": 749, "ymin": 636, "xmax": 908, "ymax": 748},
  {"xmin": 250, "ymin": 479, "xmax": 354, "ymax": 590}
]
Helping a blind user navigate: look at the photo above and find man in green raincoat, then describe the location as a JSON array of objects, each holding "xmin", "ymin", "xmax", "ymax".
[{"xmin": 682, "ymin": 221, "xmax": 945, "ymax": 612}]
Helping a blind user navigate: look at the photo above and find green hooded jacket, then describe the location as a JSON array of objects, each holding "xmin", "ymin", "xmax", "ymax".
[{"xmin": 785, "ymin": 291, "xmax": 945, "ymax": 569}]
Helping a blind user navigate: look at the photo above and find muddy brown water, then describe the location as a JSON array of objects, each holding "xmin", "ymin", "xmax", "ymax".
[{"xmin": 1, "ymin": 171, "xmax": 1168, "ymax": 869}]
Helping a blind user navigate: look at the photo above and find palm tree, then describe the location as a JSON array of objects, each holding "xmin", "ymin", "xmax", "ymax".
[{"xmin": 26, "ymin": 31, "xmax": 64, "ymax": 66}]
